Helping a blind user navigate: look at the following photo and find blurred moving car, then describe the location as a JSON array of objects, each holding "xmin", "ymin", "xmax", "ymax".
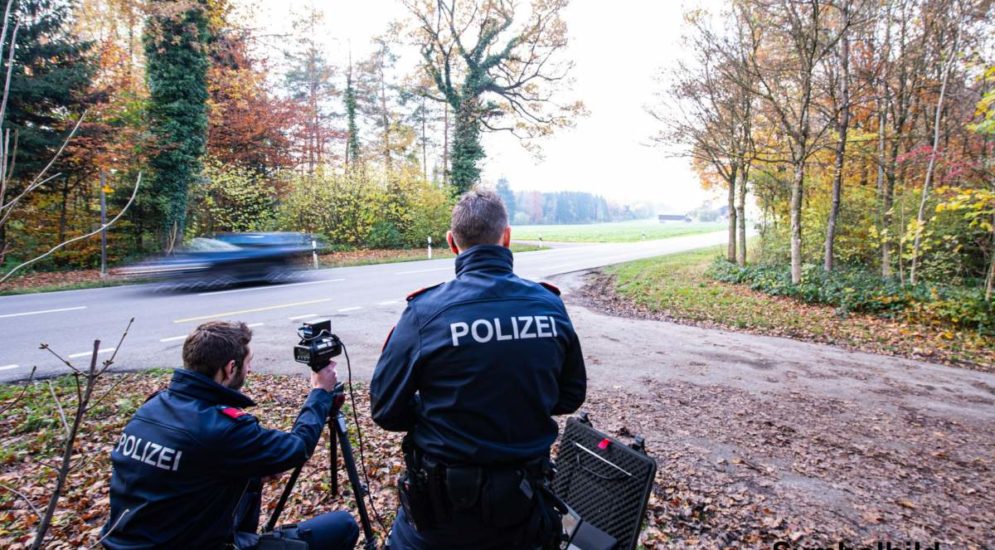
[
  {"xmin": 120, "ymin": 232, "xmax": 315, "ymax": 290},
  {"xmin": 213, "ymin": 232, "xmax": 316, "ymax": 250}
]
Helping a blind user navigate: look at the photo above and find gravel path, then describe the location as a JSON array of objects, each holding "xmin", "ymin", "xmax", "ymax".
[{"xmin": 555, "ymin": 271, "xmax": 995, "ymax": 549}]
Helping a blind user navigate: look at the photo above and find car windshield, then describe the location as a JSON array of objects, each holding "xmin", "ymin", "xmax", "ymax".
[{"xmin": 184, "ymin": 238, "xmax": 241, "ymax": 252}]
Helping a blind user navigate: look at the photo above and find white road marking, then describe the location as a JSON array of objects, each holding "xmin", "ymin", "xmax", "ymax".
[
  {"xmin": 68, "ymin": 347, "xmax": 115, "ymax": 359},
  {"xmin": 197, "ymin": 279, "xmax": 345, "ymax": 296},
  {"xmin": 394, "ymin": 267, "xmax": 451, "ymax": 275},
  {"xmin": 337, "ymin": 307, "xmax": 362, "ymax": 313},
  {"xmin": 173, "ymin": 298, "xmax": 332, "ymax": 323},
  {"xmin": 288, "ymin": 313, "xmax": 318, "ymax": 321},
  {"xmin": 247, "ymin": 322, "xmax": 265, "ymax": 328},
  {"xmin": 0, "ymin": 306, "xmax": 86, "ymax": 319},
  {"xmin": 0, "ymin": 364, "xmax": 20, "ymax": 371},
  {"xmin": 377, "ymin": 300, "xmax": 400, "ymax": 306}
]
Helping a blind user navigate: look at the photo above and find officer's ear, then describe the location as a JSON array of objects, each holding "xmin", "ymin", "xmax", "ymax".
[
  {"xmin": 447, "ymin": 230, "xmax": 460, "ymax": 254},
  {"xmin": 216, "ymin": 360, "xmax": 237, "ymax": 385},
  {"xmin": 500, "ymin": 226, "xmax": 511, "ymax": 248}
]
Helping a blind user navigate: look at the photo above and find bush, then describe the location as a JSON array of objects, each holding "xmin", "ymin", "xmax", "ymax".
[
  {"xmin": 186, "ymin": 158, "xmax": 279, "ymax": 236},
  {"xmin": 367, "ymin": 221, "xmax": 404, "ymax": 249},
  {"xmin": 277, "ymin": 168, "xmax": 453, "ymax": 249},
  {"xmin": 708, "ymin": 259, "xmax": 995, "ymax": 335}
]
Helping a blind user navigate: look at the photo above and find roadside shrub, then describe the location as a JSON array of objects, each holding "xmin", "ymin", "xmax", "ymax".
[
  {"xmin": 186, "ymin": 158, "xmax": 279, "ymax": 236},
  {"xmin": 708, "ymin": 259, "xmax": 995, "ymax": 335},
  {"xmin": 277, "ymin": 168, "xmax": 452, "ymax": 249},
  {"xmin": 367, "ymin": 221, "xmax": 404, "ymax": 249}
]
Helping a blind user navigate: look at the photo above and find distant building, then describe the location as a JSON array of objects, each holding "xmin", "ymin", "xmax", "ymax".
[{"xmin": 658, "ymin": 213, "xmax": 692, "ymax": 223}]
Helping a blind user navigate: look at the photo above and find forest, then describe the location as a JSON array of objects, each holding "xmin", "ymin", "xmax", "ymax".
[
  {"xmin": 656, "ymin": 0, "xmax": 995, "ymax": 334},
  {"xmin": 0, "ymin": 0, "xmax": 606, "ymax": 277}
]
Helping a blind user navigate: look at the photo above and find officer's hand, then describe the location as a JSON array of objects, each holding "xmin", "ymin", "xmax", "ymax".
[{"xmin": 311, "ymin": 360, "xmax": 338, "ymax": 392}]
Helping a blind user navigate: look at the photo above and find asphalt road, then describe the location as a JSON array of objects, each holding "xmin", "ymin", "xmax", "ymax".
[{"xmin": 0, "ymin": 231, "xmax": 727, "ymax": 383}]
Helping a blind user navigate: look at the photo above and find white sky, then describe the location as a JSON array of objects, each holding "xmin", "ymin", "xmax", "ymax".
[{"xmin": 245, "ymin": 0, "xmax": 719, "ymax": 211}]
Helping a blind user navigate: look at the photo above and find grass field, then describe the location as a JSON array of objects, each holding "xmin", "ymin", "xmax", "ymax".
[
  {"xmin": 511, "ymin": 219, "xmax": 724, "ymax": 243},
  {"xmin": 601, "ymin": 246, "xmax": 994, "ymax": 369}
]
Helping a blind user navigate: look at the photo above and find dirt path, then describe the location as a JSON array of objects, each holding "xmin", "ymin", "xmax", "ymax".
[{"xmin": 554, "ymin": 272, "xmax": 995, "ymax": 548}]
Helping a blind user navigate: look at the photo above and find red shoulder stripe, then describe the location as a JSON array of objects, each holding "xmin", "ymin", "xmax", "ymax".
[
  {"xmin": 221, "ymin": 407, "xmax": 247, "ymax": 419},
  {"xmin": 539, "ymin": 281, "xmax": 561, "ymax": 296},
  {"xmin": 406, "ymin": 282, "xmax": 442, "ymax": 301},
  {"xmin": 382, "ymin": 325, "xmax": 396, "ymax": 352}
]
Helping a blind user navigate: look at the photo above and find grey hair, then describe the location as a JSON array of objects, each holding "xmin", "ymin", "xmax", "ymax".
[{"xmin": 450, "ymin": 187, "xmax": 509, "ymax": 249}]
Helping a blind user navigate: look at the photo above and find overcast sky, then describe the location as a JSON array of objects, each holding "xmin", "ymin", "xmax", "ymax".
[{"xmin": 247, "ymin": 0, "xmax": 717, "ymax": 211}]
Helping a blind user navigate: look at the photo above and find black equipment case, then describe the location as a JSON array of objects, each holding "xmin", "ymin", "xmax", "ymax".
[{"xmin": 553, "ymin": 414, "xmax": 657, "ymax": 550}]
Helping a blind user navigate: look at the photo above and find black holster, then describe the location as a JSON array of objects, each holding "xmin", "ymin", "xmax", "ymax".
[
  {"xmin": 397, "ymin": 435, "xmax": 563, "ymax": 547},
  {"xmin": 397, "ymin": 434, "xmax": 437, "ymax": 531}
]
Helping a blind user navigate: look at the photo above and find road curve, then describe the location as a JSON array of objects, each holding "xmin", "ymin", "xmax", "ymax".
[{"xmin": 0, "ymin": 231, "xmax": 727, "ymax": 383}]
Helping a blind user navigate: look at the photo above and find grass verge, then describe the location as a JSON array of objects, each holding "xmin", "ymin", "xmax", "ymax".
[
  {"xmin": 512, "ymin": 219, "xmax": 724, "ymax": 243},
  {"xmin": 317, "ymin": 243, "xmax": 543, "ymax": 268},
  {"xmin": 597, "ymin": 246, "xmax": 994, "ymax": 370}
]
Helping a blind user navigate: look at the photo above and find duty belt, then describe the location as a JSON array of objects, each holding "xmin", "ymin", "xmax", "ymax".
[{"xmin": 399, "ymin": 435, "xmax": 553, "ymax": 521}]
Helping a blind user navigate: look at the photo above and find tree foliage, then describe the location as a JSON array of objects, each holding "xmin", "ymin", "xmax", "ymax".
[
  {"xmin": 278, "ymin": 168, "xmax": 453, "ymax": 248},
  {"xmin": 144, "ymin": 0, "xmax": 210, "ymax": 249},
  {"xmin": 405, "ymin": 0, "xmax": 585, "ymax": 193},
  {"xmin": 661, "ymin": 0, "xmax": 995, "ymax": 303}
]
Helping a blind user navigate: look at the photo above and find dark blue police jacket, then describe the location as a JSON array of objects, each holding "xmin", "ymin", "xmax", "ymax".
[
  {"xmin": 370, "ymin": 244, "xmax": 587, "ymax": 465},
  {"xmin": 101, "ymin": 368, "xmax": 333, "ymax": 549}
]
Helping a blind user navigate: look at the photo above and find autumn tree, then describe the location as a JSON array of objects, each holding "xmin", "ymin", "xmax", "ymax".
[
  {"xmin": 283, "ymin": 5, "xmax": 338, "ymax": 174},
  {"xmin": 0, "ymin": 0, "xmax": 95, "ymax": 262},
  {"xmin": 735, "ymin": 0, "xmax": 848, "ymax": 283},
  {"xmin": 206, "ymin": 9, "xmax": 293, "ymax": 175},
  {"xmin": 404, "ymin": 0, "xmax": 584, "ymax": 193},
  {"xmin": 144, "ymin": 0, "xmax": 210, "ymax": 250},
  {"xmin": 652, "ymin": 7, "xmax": 756, "ymax": 264}
]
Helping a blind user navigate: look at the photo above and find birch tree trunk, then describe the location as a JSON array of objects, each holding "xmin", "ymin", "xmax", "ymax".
[
  {"xmin": 727, "ymin": 164, "xmax": 738, "ymax": 262},
  {"xmin": 824, "ymin": 0, "xmax": 850, "ymax": 272},
  {"xmin": 910, "ymin": 21, "xmax": 961, "ymax": 285},
  {"xmin": 737, "ymin": 167, "xmax": 748, "ymax": 266},
  {"xmin": 790, "ymin": 161, "xmax": 805, "ymax": 283}
]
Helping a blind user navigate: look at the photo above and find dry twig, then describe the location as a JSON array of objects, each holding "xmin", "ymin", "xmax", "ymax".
[{"xmin": 0, "ymin": 365, "xmax": 36, "ymax": 416}]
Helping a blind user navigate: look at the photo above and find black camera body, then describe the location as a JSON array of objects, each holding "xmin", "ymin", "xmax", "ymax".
[{"xmin": 294, "ymin": 319, "xmax": 342, "ymax": 371}]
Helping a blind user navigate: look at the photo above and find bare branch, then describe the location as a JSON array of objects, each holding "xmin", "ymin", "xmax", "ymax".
[
  {"xmin": 0, "ymin": 365, "xmax": 35, "ymax": 416},
  {"xmin": 38, "ymin": 343, "xmax": 81, "ymax": 374},
  {"xmin": 85, "ymin": 374, "xmax": 135, "ymax": 418},
  {"xmin": 0, "ymin": 481, "xmax": 42, "ymax": 519},
  {"xmin": 97, "ymin": 318, "xmax": 135, "ymax": 376},
  {"xmin": 0, "ymin": 15, "xmax": 19, "ymax": 147},
  {"xmin": 87, "ymin": 509, "xmax": 130, "ymax": 550},
  {"xmin": 1, "ymin": 172, "xmax": 142, "ymax": 284},
  {"xmin": 48, "ymin": 380, "xmax": 71, "ymax": 437},
  {"xmin": 5, "ymin": 112, "xmax": 87, "ymax": 205}
]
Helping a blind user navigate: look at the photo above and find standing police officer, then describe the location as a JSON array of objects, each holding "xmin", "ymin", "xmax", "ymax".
[
  {"xmin": 371, "ymin": 189, "xmax": 587, "ymax": 550},
  {"xmin": 102, "ymin": 321, "xmax": 359, "ymax": 549}
]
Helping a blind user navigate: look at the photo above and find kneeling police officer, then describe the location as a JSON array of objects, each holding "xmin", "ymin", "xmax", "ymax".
[
  {"xmin": 102, "ymin": 321, "xmax": 359, "ymax": 549},
  {"xmin": 371, "ymin": 189, "xmax": 587, "ymax": 549}
]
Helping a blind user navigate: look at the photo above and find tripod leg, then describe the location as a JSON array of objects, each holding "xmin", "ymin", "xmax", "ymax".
[
  {"xmin": 334, "ymin": 411, "xmax": 378, "ymax": 550},
  {"xmin": 329, "ymin": 417, "xmax": 339, "ymax": 496},
  {"xmin": 265, "ymin": 463, "xmax": 304, "ymax": 533}
]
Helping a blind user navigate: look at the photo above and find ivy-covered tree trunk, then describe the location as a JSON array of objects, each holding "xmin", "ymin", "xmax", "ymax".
[
  {"xmin": 450, "ymin": 99, "xmax": 484, "ymax": 195},
  {"xmin": 144, "ymin": 0, "xmax": 210, "ymax": 251},
  {"xmin": 345, "ymin": 62, "xmax": 360, "ymax": 167}
]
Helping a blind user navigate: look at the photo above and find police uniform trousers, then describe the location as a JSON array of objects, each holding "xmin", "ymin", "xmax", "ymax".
[
  {"xmin": 237, "ymin": 511, "xmax": 360, "ymax": 550},
  {"xmin": 388, "ymin": 507, "xmax": 536, "ymax": 550}
]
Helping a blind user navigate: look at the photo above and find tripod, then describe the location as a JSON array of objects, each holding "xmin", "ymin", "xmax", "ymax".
[{"xmin": 265, "ymin": 383, "xmax": 378, "ymax": 550}]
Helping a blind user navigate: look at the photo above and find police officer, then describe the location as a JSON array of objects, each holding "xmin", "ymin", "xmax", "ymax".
[
  {"xmin": 102, "ymin": 321, "xmax": 359, "ymax": 549},
  {"xmin": 371, "ymin": 189, "xmax": 587, "ymax": 550}
]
